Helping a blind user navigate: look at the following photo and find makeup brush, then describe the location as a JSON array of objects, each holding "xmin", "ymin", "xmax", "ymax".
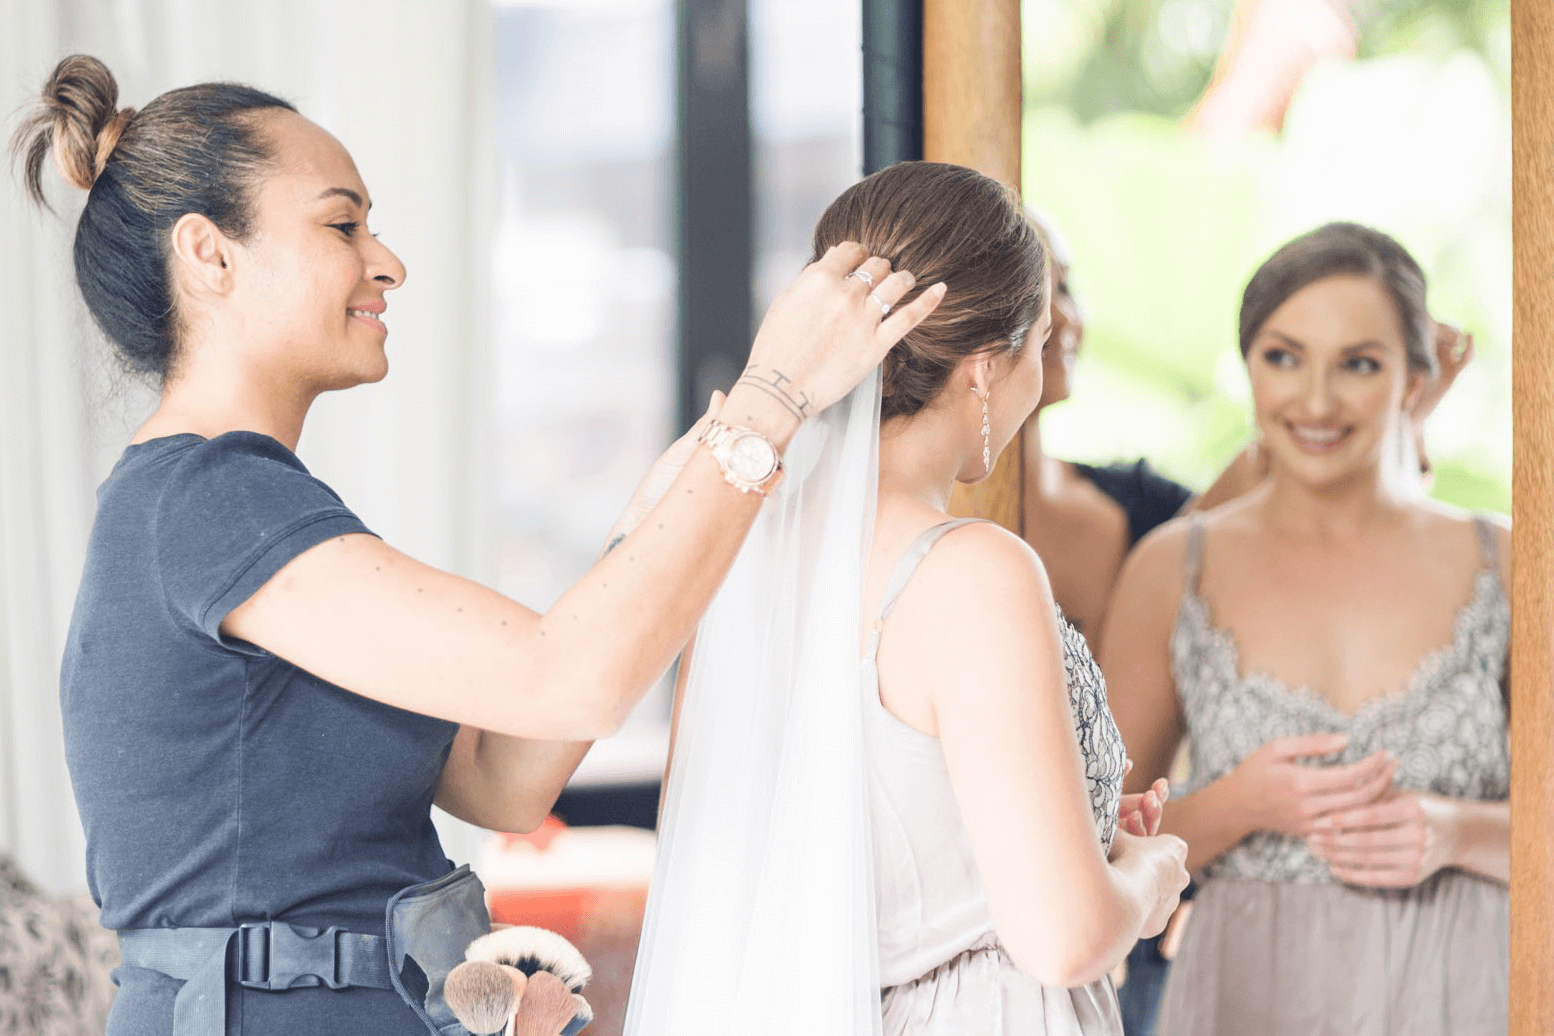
[{"xmin": 444, "ymin": 926, "xmax": 594, "ymax": 1036}]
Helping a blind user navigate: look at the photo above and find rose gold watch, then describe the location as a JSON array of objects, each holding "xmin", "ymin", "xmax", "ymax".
[{"xmin": 697, "ymin": 420, "xmax": 784, "ymax": 495}]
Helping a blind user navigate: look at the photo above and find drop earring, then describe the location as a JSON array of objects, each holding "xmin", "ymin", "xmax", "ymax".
[{"xmin": 980, "ymin": 392, "xmax": 991, "ymax": 474}]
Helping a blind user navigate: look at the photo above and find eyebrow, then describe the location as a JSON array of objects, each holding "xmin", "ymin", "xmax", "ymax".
[
  {"xmin": 1262, "ymin": 330, "xmax": 1385, "ymax": 353},
  {"xmin": 316, "ymin": 187, "xmax": 370, "ymax": 211}
]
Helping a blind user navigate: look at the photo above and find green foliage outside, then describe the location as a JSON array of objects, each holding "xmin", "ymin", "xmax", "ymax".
[{"xmin": 1023, "ymin": 1, "xmax": 1511, "ymax": 513}]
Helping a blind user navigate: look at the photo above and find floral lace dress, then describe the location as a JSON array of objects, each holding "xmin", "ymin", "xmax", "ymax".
[
  {"xmin": 1155, "ymin": 516, "xmax": 1510, "ymax": 1036},
  {"xmin": 864, "ymin": 519, "xmax": 1129, "ymax": 1035}
]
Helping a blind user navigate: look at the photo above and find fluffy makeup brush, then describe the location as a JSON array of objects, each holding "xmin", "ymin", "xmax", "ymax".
[{"xmin": 444, "ymin": 926, "xmax": 593, "ymax": 1036}]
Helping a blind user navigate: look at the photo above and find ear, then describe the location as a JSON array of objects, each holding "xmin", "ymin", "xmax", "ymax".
[
  {"xmin": 962, "ymin": 349, "xmax": 998, "ymax": 400},
  {"xmin": 168, "ymin": 213, "xmax": 237, "ymax": 297}
]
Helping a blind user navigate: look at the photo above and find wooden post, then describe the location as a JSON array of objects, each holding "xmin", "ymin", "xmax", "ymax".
[
  {"xmin": 1511, "ymin": 3, "xmax": 1554, "ymax": 1032},
  {"xmin": 923, "ymin": 0, "xmax": 1027, "ymax": 535}
]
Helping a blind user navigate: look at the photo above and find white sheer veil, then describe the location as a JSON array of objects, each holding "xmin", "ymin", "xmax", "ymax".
[{"xmin": 624, "ymin": 370, "xmax": 884, "ymax": 1036}]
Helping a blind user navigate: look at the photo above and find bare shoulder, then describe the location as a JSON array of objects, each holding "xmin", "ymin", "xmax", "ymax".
[
  {"xmin": 1110, "ymin": 507, "xmax": 1207, "ymax": 608},
  {"xmin": 1410, "ymin": 497, "xmax": 1506, "ymax": 541},
  {"xmin": 908, "ymin": 519, "xmax": 1054, "ymax": 618},
  {"xmin": 1412, "ymin": 500, "xmax": 1510, "ymax": 583}
]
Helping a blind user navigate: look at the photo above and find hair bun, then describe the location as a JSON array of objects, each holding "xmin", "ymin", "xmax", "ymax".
[
  {"xmin": 90, "ymin": 106, "xmax": 135, "ymax": 179},
  {"xmin": 11, "ymin": 54, "xmax": 124, "ymax": 201}
]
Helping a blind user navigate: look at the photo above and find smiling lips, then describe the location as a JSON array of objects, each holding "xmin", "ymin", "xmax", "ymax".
[
  {"xmin": 348, "ymin": 301, "xmax": 387, "ymax": 334},
  {"xmin": 1287, "ymin": 422, "xmax": 1349, "ymax": 452}
]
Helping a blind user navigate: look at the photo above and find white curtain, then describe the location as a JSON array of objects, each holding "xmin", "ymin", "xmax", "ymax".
[{"xmin": 0, "ymin": 0, "xmax": 496, "ymax": 896}]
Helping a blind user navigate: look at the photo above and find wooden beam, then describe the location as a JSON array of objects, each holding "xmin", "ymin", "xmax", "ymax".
[
  {"xmin": 923, "ymin": 0, "xmax": 1027, "ymax": 535},
  {"xmin": 1511, "ymin": 2, "xmax": 1554, "ymax": 1032}
]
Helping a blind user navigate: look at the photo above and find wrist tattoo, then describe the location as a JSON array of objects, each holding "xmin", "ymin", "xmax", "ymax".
[
  {"xmin": 602, "ymin": 533, "xmax": 627, "ymax": 558},
  {"xmin": 737, "ymin": 365, "xmax": 812, "ymax": 421}
]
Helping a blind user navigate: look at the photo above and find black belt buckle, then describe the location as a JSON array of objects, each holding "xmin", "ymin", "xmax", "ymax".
[{"xmin": 237, "ymin": 921, "xmax": 347, "ymax": 991}]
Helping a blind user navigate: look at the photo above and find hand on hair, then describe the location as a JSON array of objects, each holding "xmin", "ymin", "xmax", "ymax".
[
  {"xmin": 1410, "ymin": 321, "xmax": 1474, "ymax": 424},
  {"xmin": 743, "ymin": 242, "xmax": 945, "ymax": 422},
  {"xmin": 1405, "ymin": 321, "xmax": 1473, "ymax": 484}
]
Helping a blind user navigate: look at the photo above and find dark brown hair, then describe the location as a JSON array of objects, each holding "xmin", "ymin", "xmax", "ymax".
[
  {"xmin": 1239, "ymin": 222, "xmax": 1436, "ymax": 376},
  {"xmin": 11, "ymin": 55, "xmax": 296, "ymax": 379},
  {"xmin": 810, "ymin": 161, "xmax": 1048, "ymax": 421}
]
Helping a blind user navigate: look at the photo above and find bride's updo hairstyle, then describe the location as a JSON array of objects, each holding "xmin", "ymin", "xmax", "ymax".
[
  {"xmin": 811, "ymin": 161, "xmax": 1048, "ymax": 421},
  {"xmin": 1239, "ymin": 221, "xmax": 1437, "ymax": 378},
  {"xmin": 11, "ymin": 54, "xmax": 296, "ymax": 380}
]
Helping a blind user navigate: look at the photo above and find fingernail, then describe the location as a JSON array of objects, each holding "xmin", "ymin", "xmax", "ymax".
[{"xmin": 932, "ymin": 282, "xmax": 947, "ymax": 295}]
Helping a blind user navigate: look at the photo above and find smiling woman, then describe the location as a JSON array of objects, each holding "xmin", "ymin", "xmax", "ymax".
[
  {"xmin": 11, "ymin": 53, "xmax": 940, "ymax": 1036},
  {"xmin": 1099, "ymin": 222, "xmax": 1511, "ymax": 1036}
]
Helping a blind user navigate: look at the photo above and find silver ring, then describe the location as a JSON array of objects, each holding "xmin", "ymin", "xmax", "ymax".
[
  {"xmin": 845, "ymin": 269, "xmax": 876, "ymax": 287},
  {"xmin": 868, "ymin": 292, "xmax": 891, "ymax": 316}
]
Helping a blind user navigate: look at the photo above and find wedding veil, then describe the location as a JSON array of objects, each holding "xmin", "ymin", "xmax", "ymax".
[{"xmin": 624, "ymin": 370, "xmax": 884, "ymax": 1036}]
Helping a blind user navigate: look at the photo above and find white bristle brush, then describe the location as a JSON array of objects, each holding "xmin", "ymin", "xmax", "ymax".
[{"xmin": 444, "ymin": 926, "xmax": 594, "ymax": 1036}]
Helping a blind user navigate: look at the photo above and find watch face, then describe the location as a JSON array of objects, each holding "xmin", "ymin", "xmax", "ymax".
[{"xmin": 727, "ymin": 432, "xmax": 777, "ymax": 482}]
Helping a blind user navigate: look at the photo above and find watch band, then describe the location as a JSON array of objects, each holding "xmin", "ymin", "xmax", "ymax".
[{"xmin": 697, "ymin": 420, "xmax": 784, "ymax": 495}]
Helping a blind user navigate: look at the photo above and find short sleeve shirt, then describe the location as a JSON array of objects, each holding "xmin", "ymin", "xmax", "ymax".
[
  {"xmin": 60, "ymin": 433, "xmax": 459, "ymax": 1032},
  {"xmin": 1072, "ymin": 459, "xmax": 1194, "ymax": 547}
]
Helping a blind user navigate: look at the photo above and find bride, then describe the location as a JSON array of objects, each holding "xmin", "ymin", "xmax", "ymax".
[{"xmin": 627, "ymin": 161, "xmax": 1188, "ymax": 1036}]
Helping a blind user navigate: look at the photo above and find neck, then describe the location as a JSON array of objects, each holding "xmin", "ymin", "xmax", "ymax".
[
  {"xmin": 138, "ymin": 344, "xmax": 317, "ymax": 452},
  {"xmin": 878, "ymin": 405, "xmax": 977, "ymax": 512},
  {"xmin": 1257, "ymin": 460, "xmax": 1414, "ymax": 539},
  {"xmin": 1019, "ymin": 407, "xmax": 1069, "ymax": 497}
]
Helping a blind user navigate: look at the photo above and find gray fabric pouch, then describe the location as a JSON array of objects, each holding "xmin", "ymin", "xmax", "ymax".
[{"xmin": 385, "ymin": 864, "xmax": 491, "ymax": 1036}]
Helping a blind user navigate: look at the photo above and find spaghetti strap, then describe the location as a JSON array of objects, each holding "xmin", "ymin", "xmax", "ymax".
[
  {"xmin": 1472, "ymin": 513, "xmax": 1499, "ymax": 568},
  {"xmin": 867, "ymin": 518, "xmax": 985, "ymax": 660},
  {"xmin": 1183, "ymin": 515, "xmax": 1207, "ymax": 593}
]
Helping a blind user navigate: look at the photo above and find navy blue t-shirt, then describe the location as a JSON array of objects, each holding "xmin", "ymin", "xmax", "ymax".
[
  {"xmin": 1072, "ymin": 459, "xmax": 1194, "ymax": 548},
  {"xmin": 60, "ymin": 432, "xmax": 459, "ymax": 1035}
]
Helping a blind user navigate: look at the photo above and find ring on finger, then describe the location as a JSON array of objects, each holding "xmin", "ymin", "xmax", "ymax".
[
  {"xmin": 845, "ymin": 268, "xmax": 876, "ymax": 287},
  {"xmin": 868, "ymin": 292, "xmax": 891, "ymax": 316}
]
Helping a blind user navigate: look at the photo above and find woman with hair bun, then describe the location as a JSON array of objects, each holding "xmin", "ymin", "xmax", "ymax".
[
  {"xmin": 15, "ymin": 54, "xmax": 942, "ymax": 1036},
  {"xmin": 843, "ymin": 165, "xmax": 1188, "ymax": 1035},
  {"xmin": 633, "ymin": 161, "xmax": 1189, "ymax": 1036},
  {"xmin": 1101, "ymin": 222, "xmax": 1510, "ymax": 1036}
]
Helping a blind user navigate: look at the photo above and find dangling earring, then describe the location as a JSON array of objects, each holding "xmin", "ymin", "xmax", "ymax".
[{"xmin": 980, "ymin": 391, "xmax": 991, "ymax": 474}]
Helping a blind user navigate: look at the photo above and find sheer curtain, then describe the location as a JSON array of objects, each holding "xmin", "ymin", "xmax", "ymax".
[{"xmin": 0, "ymin": 0, "xmax": 496, "ymax": 895}]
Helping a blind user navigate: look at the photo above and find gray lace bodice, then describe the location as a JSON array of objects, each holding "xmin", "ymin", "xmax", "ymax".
[
  {"xmin": 1173, "ymin": 515, "xmax": 1510, "ymax": 884},
  {"xmin": 1057, "ymin": 606, "xmax": 1128, "ymax": 852}
]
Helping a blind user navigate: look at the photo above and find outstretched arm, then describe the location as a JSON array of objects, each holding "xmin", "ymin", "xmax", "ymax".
[{"xmin": 223, "ymin": 246, "xmax": 944, "ymax": 753}]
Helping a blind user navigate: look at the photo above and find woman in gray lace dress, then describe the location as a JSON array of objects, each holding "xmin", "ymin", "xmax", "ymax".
[{"xmin": 1099, "ymin": 222, "xmax": 1509, "ymax": 1036}]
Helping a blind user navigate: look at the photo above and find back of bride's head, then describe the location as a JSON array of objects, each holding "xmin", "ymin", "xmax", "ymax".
[{"xmin": 811, "ymin": 161, "xmax": 1047, "ymax": 420}]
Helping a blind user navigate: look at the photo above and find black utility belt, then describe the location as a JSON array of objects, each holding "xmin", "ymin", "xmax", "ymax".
[{"xmin": 116, "ymin": 863, "xmax": 490, "ymax": 1036}]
